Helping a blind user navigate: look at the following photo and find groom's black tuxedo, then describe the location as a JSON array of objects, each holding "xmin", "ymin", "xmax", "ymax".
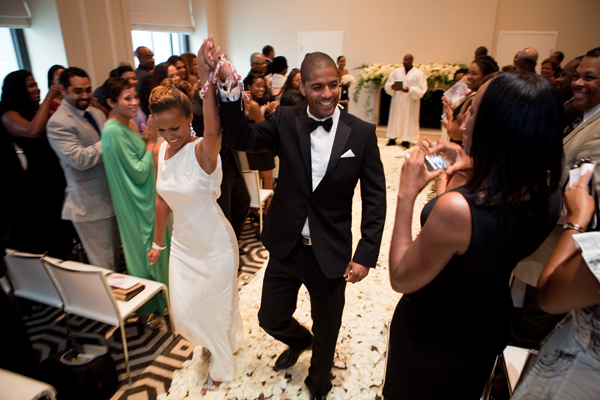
[
  {"xmin": 220, "ymin": 101, "xmax": 386, "ymax": 276},
  {"xmin": 220, "ymin": 100, "xmax": 386, "ymax": 395}
]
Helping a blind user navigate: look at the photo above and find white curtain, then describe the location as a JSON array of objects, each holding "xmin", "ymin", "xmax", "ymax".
[
  {"xmin": 0, "ymin": 0, "xmax": 31, "ymax": 28},
  {"xmin": 129, "ymin": 0, "xmax": 194, "ymax": 33}
]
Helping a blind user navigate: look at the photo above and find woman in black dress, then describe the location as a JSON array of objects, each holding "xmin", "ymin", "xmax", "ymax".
[
  {"xmin": 0, "ymin": 70, "xmax": 76, "ymax": 257},
  {"xmin": 384, "ymin": 72, "xmax": 564, "ymax": 399}
]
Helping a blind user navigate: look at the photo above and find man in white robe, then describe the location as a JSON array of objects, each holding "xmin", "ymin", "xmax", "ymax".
[{"xmin": 384, "ymin": 54, "xmax": 427, "ymax": 146}]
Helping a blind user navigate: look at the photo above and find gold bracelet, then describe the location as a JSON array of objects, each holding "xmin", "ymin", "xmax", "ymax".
[{"xmin": 563, "ymin": 222, "xmax": 586, "ymax": 233}]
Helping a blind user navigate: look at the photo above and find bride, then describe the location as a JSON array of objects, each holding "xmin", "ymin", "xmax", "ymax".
[{"xmin": 147, "ymin": 39, "xmax": 242, "ymax": 393}]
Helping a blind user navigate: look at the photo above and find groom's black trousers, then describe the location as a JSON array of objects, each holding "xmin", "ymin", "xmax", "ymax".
[{"xmin": 258, "ymin": 238, "xmax": 347, "ymax": 395}]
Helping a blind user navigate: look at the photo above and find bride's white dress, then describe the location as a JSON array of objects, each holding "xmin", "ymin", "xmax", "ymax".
[{"xmin": 156, "ymin": 139, "xmax": 243, "ymax": 382}]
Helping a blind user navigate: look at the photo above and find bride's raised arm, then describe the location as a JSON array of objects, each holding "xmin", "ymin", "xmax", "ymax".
[{"xmin": 195, "ymin": 37, "xmax": 223, "ymax": 174}]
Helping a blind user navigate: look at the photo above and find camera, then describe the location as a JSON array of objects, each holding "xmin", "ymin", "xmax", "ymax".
[{"xmin": 424, "ymin": 153, "xmax": 450, "ymax": 172}]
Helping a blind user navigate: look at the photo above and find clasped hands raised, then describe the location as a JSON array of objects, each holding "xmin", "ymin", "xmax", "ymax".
[{"xmin": 197, "ymin": 35, "xmax": 234, "ymax": 86}]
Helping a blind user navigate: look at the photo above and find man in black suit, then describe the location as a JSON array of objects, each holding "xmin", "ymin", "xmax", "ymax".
[{"xmin": 215, "ymin": 49, "xmax": 386, "ymax": 399}]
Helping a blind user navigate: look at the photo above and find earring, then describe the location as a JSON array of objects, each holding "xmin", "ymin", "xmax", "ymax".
[{"xmin": 190, "ymin": 123, "xmax": 197, "ymax": 138}]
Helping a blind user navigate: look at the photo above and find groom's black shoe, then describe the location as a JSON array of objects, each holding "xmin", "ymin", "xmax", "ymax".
[
  {"xmin": 273, "ymin": 343, "xmax": 312, "ymax": 371},
  {"xmin": 309, "ymin": 391, "xmax": 324, "ymax": 400}
]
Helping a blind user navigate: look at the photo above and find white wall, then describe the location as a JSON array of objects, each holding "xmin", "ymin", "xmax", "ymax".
[
  {"xmin": 213, "ymin": 0, "xmax": 499, "ymax": 122},
  {"xmin": 492, "ymin": 0, "xmax": 600, "ymax": 62},
  {"xmin": 22, "ymin": 0, "xmax": 68, "ymax": 98}
]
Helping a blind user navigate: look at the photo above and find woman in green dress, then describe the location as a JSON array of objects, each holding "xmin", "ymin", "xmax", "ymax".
[{"xmin": 102, "ymin": 77, "xmax": 169, "ymax": 328}]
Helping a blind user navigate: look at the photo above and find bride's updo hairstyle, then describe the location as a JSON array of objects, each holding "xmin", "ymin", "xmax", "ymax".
[{"xmin": 149, "ymin": 81, "xmax": 192, "ymax": 117}]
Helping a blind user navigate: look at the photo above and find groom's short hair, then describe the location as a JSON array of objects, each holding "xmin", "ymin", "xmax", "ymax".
[{"xmin": 300, "ymin": 52, "xmax": 337, "ymax": 83}]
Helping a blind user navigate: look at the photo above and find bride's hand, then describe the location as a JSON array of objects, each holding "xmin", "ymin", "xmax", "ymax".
[{"xmin": 147, "ymin": 248, "xmax": 161, "ymax": 265}]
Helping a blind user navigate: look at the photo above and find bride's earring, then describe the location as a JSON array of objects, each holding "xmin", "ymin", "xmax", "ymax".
[{"xmin": 190, "ymin": 123, "xmax": 197, "ymax": 138}]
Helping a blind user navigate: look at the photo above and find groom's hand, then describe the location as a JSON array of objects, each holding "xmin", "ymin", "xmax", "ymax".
[{"xmin": 344, "ymin": 261, "xmax": 369, "ymax": 283}]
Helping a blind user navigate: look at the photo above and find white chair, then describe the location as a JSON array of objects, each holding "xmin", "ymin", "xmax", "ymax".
[
  {"xmin": 0, "ymin": 368, "xmax": 57, "ymax": 400},
  {"xmin": 4, "ymin": 250, "xmax": 63, "ymax": 309},
  {"xmin": 242, "ymin": 170, "xmax": 274, "ymax": 233},
  {"xmin": 237, "ymin": 150, "xmax": 250, "ymax": 171},
  {"xmin": 40, "ymin": 258, "xmax": 174, "ymax": 384}
]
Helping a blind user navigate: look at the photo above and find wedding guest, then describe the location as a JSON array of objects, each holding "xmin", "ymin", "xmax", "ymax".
[
  {"xmin": 181, "ymin": 52, "xmax": 199, "ymax": 86},
  {"xmin": 337, "ymin": 56, "xmax": 351, "ymax": 111},
  {"xmin": 47, "ymin": 64, "xmax": 65, "ymax": 111},
  {"xmin": 47, "ymin": 67, "xmax": 120, "ymax": 271},
  {"xmin": 541, "ymin": 57, "xmax": 558, "ymax": 85},
  {"xmin": 270, "ymin": 56, "xmax": 288, "ymax": 100},
  {"xmin": 511, "ymin": 172, "xmax": 600, "ymax": 400},
  {"xmin": 168, "ymin": 55, "xmax": 188, "ymax": 82},
  {"xmin": 384, "ymin": 54, "xmax": 427, "ymax": 147},
  {"xmin": 279, "ymin": 68, "xmax": 305, "ymax": 107},
  {"xmin": 474, "ymin": 46, "xmax": 488, "ymax": 58},
  {"xmin": 135, "ymin": 46, "xmax": 155, "ymax": 116},
  {"xmin": 152, "ymin": 62, "xmax": 179, "ymax": 88},
  {"xmin": 248, "ymin": 52, "xmax": 272, "ymax": 105},
  {"xmin": 453, "ymin": 68, "xmax": 468, "ymax": 83},
  {"xmin": 102, "ymin": 77, "xmax": 167, "ymax": 328},
  {"xmin": 556, "ymin": 56, "xmax": 584, "ymax": 128},
  {"xmin": 443, "ymin": 56, "xmax": 499, "ymax": 145},
  {"xmin": 243, "ymin": 72, "xmax": 275, "ymax": 214},
  {"xmin": 512, "ymin": 48, "xmax": 600, "ymax": 349},
  {"xmin": 515, "ymin": 47, "xmax": 539, "ymax": 73},
  {"xmin": 384, "ymin": 72, "xmax": 563, "ymax": 399},
  {"xmin": 0, "ymin": 70, "xmax": 76, "ymax": 258},
  {"xmin": 115, "ymin": 65, "xmax": 147, "ymax": 132},
  {"xmin": 147, "ymin": 44, "xmax": 243, "ymax": 393},
  {"xmin": 552, "ymin": 50, "xmax": 565, "ymax": 78},
  {"xmin": 263, "ymin": 45, "xmax": 275, "ymax": 74}
]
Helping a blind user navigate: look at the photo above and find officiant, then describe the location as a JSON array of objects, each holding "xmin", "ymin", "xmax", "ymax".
[{"xmin": 384, "ymin": 54, "xmax": 427, "ymax": 147}]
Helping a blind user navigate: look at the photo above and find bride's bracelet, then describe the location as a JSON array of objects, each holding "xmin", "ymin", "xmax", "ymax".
[{"xmin": 152, "ymin": 242, "xmax": 167, "ymax": 251}]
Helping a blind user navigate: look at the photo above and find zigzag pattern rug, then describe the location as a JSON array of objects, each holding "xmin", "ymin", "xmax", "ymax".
[{"xmin": 23, "ymin": 219, "xmax": 267, "ymax": 400}]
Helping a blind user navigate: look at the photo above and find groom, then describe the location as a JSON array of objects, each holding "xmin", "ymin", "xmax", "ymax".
[{"xmin": 217, "ymin": 51, "xmax": 386, "ymax": 399}]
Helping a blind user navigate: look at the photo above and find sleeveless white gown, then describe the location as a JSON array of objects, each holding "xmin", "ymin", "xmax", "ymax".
[{"xmin": 156, "ymin": 139, "xmax": 243, "ymax": 382}]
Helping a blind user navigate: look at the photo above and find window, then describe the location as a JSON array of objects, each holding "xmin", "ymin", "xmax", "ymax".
[
  {"xmin": 131, "ymin": 30, "xmax": 189, "ymax": 66},
  {"xmin": 0, "ymin": 27, "xmax": 29, "ymax": 89}
]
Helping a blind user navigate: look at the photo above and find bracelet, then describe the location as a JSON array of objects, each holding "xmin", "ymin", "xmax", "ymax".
[
  {"xmin": 563, "ymin": 222, "xmax": 586, "ymax": 233},
  {"xmin": 152, "ymin": 242, "xmax": 166, "ymax": 251}
]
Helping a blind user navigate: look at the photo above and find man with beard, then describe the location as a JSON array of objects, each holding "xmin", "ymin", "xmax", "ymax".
[{"xmin": 47, "ymin": 67, "xmax": 119, "ymax": 270}]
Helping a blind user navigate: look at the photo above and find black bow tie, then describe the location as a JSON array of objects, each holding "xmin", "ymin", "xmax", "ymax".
[{"xmin": 308, "ymin": 117, "xmax": 333, "ymax": 133}]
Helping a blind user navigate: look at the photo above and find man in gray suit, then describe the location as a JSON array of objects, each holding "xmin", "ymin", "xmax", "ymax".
[
  {"xmin": 513, "ymin": 46, "xmax": 600, "ymax": 346},
  {"xmin": 47, "ymin": 67, "xmax": 120, "ymax": 270}
]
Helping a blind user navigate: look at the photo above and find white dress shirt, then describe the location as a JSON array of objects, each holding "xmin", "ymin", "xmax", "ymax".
[{"xmin": 301, "ymin": 106, "xmax": 341, "ymax": 239}]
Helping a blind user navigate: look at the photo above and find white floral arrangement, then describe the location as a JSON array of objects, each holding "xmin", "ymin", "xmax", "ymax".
[
  {"xmin": 340, "ymin": 74, "xmax": 356, "ymax": 86},
  {"xmin": 353, "ymin": 62, "xmax": 466, "ymax": 116},
  {"xmin": 415, "ymin": 62, "xmax": 465, "ymax": 91}
]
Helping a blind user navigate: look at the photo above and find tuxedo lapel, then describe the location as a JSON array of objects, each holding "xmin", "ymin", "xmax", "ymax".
[
  {"xmin": 295, "ymin": 110, "xmax": 313, "ymax": 187},
  {"xmin": 314, "ymin": 114, "xmax": 351, "ymax": 193}
]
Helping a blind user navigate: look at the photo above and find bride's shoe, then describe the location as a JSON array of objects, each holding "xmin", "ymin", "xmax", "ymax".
[{"xmin": 201, "ymin": 376, "xmax": 220, "ymax": 394}]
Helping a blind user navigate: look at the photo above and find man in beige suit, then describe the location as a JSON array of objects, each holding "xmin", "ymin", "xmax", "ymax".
[
  {"xmin": 47, "ymin": 67, "xmax": 120, "ymax": 270},
  {"xmin": 513, "ymin": 47, "xmax": 600, "ymax": 346}
]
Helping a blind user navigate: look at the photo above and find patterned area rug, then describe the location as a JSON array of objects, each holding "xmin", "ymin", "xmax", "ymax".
[{"xmin": 22, "ymin": 219, "xmax": 268, "ymax": 400}]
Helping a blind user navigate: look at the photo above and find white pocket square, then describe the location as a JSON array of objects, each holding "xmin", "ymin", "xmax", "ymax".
[{"xmin": 341, "ymin": 149, "xmax": 355, "ymax": 158}]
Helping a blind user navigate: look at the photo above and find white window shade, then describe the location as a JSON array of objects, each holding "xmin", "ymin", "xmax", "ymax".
[
  {"xmin": 0, "ymin": 0, "xmax": 31, "ymax": 28},
  {"xmin": 129, "ymin": 0, "xmax": 194, "ymax": 33}
]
